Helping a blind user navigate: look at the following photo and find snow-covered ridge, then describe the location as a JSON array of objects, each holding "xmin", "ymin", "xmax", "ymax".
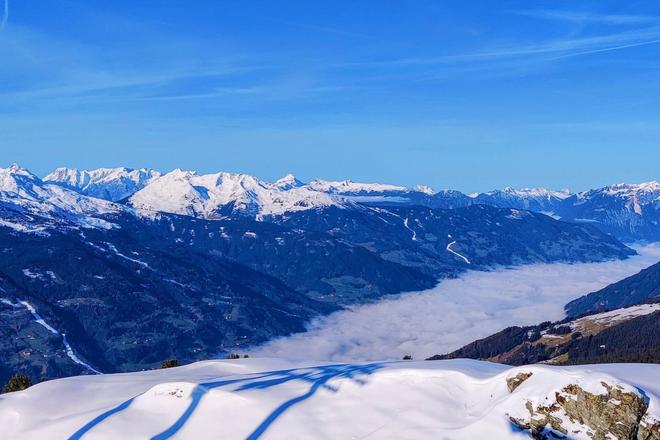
[
  {"xmin": 0, "ymin": 358, "xmax": 657, "ymax": 439},
  {"xmin": 128, "ymin": 169, "xmax": 351, "ymax": 219},
  {"xmin": 36, "ymin": 166, "xmax": 660, "ymax": 206},
  {"xmin": 3, "ymin": 164, "xmax": 658, "ymax": 228},
  {"xmin": 570, "ymin": 303, "xmax": 660, "ymax": 332},
  {"xmin": 0, "ymin": 164, "xmax": 121, "ymax": 229},
  {"xmin": 577, "ymin": 182, "xmax": 660, "ymax": 212},
  {"xmin": 44, "ymin": 166, "xmax": 161, "ymax": 202},
  {"xmin": 306, "ymin": 178, "xmax": 409, "ymax": 195},
  {"xmin": 474, "ymin": 186, "xmax": 571, "ymax": 199},
  {"xmin": 603, "ymin": 181, "xmax": 660, "ymax": 196}
]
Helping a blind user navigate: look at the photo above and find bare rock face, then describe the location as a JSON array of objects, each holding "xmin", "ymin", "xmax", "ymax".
[
  {"xmin": 639, "ymin": 417, "xmax": 660, "ymax": 440},
  {"xmin": 510, "ymin": 381, "xmax": 653, "ymax": 439},
  {"xmin": 507, "ymin": 371, "xmax": 533, "ymax": 392}
]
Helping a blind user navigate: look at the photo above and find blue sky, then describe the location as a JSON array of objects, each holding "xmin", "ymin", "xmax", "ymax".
[{"xmin": 1, "ymin": 0, "xmax": 659, "ymax": 192}]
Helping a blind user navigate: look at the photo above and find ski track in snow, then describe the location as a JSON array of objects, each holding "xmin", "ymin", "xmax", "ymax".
[
  {"xmin": 446, "ymin": 240, "xmax": 470, "ymax": 264},
  {"xmin": 105, "ymin": 243, "xmax": 151, "ymax": 269},
  {"xmin": 402, "ymin": 217, "xmax": 417, "ymax": 241},
  {"xmin": 12, "ymin": 300, "xmax": 101, "ymax": 374}
]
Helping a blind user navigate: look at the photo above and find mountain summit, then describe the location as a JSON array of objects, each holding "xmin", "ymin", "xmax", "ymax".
[
  {"xmin": 30, "ymin": 166, "xmax": 660, "ymax": 241},
  {"xmin": 44, "ymin": 167, "xmax": 161, "ymax": 202}
]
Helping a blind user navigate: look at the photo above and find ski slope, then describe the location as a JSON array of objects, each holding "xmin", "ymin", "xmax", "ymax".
[
  {"xmin": 0, "ymin": 358, "xmax": 658, "ymax": 439},
  {"xmin": 446, "ymin": 240, "xmax": 471, "ymax": 264}
]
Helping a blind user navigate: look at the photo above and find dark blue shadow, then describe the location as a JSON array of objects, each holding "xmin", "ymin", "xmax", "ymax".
[
  {"xmin": 69, "ymin": 397, "xmax": 136, "ymax": 440},
  {"xmin": 69, "ymin": 363, "xmax": 384, "ymax": 440},
  {"xmin": 244, "ymin": 363, "xmax": 382, "ymax": 440}
]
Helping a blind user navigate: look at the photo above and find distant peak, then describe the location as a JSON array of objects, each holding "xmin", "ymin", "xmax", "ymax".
[
  {"xmin": 2, "ymin": 163, "xmax": 38, "ymax": 179},
  {"xmin": 273, "ymin": 173, "xmax": 304, "ymax": 189},
  {"xmin": 166, "ymin": 168, "xmax": 197, "ymax": 178},
  {"xmin": 413, "ymin": 184, "xmax": 434, "ymax": 195}
]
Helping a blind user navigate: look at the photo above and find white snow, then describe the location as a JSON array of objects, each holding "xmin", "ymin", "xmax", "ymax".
[
  {"xmin": 15, "ymin": 300, "xmax": 101, "ymax": 374},
  {"xmin": 0, "ymin": 358, "xmax": 657, "ymax": 440},
  {"xmin": 306, "ymin": 178, "xmax": 407, "ymax": 194},
  {"xmin": 62, "ymin": 334, "xmax": 102, "ymax": 375},
  {"xmin": 402, "ymin": 217, "xmax": 417, "ymax": 241},
  {"xmin": 413, "ymin": 184, "xmax": 434, "ymax": 194},
  {"xmin": 0, "ymin": 164, "xmax": 123, "ymax": 230},
  {"xmin": 271, "ymin": 174, "xmax": 303, "ymax": 190},
  {"xmin": 19, "ymin": 300, "xmax": 59, "ymax": 334},
  {"xmin": 104, "ymin": 243, "xmax": 151, "ymax": 269},
  {"xmin": 128, "ymin": 169, "xmax": 350, "ymax": 219},
  {"xmin": 446, "ymin": 240, "xmax": 471, "ymax": 264},
  {"xmin": 577, "ymin": 181, "xmax": 660, "ymax": 210},
  {"xmin": 22, "ymin": 269, "xmax": 41, "ymax": 279},
  {"xmin": 0, "ymin": 219, "xmax": 49, "ymax": 234},
  {"xmin": 44, "ymin": 167, "xmax": 161, "ymax": 202},
  {"xmin": 570, "ymin": 303, "xmax": 660, "ymax": 331},
  {"xmin": 506, "ymin": 209, "xmax": 532, "ymax": 220},
  {"xmin": 500, "ymin": 186, "xmax": 571, "ymax": 199}
]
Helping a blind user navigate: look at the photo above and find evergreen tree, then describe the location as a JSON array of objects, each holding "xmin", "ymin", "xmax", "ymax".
[
  {"xmin": 3, "ymin": 374, "xmax": 32, "ymax": 393},
  {"xmin": 160, "ymin": 359, "xmax": 180, "ymax": 369}
]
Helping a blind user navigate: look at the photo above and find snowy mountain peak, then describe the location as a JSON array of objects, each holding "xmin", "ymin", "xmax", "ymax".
[
  {"xmin": 0, "ymin": 165, "xmax": 122, "ymax": 231},
  {"xmin": 603, "ymin": 181, "xmax": 660, "ymax": 196},
  {"xmin": 7, "ymin": 163, "xmax": 34, "ymax": 175},
  {"xmin": 498, "ymin": 187, "xmax": 571, "ymax": 199},
  {"xmin": 0, "ymin": 164, "xmax": 42, "ymax": 195},
  {"xmin": 129, "ymin": 170, "xmax": 347, "ymax": 219},
  {"xmin": 307, "ymin": 178, "xmax": 407, "ymax": 195},
  {"xmin": 272, "ymin": 174, "xmax": 304, "ymax": 190},
  {"xmin": 413, "ymin": 184, "xmax": 434, "ymax": 195},
  {"xmin": 578, "ymin": 181, "xmax": 660, "ymax": 204},
  {"xmin": 2, "ymin": 163, "xmax": 39, "ymax": 179},
  {"xmin": 44, "ymin": 167, "xmax": 161, "ymax": 202},
  {"xmin": 166, "ymin": 168, "xmax": 197, "ymax": 179}
]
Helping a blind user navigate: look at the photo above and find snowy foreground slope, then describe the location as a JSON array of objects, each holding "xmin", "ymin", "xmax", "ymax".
[{"xmin": 1, "ymin": 359, "xmax": 658, "ymax": 439}]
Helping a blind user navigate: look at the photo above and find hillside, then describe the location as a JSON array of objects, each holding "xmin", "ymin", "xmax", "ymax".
[
  {"xmin": 429, "ymin": 302, "xmax": 660, "ymax": 365},
  {"xmin": 1, "ymin": 165, "xmax": 638, "ymax": 382},
  {"xmin": 0, "ymin": 359, "xmax": 658, "ymax": 439},
  {"xmin": 565, "ymin": 260, "xmax": 660, "ymax": 317}
]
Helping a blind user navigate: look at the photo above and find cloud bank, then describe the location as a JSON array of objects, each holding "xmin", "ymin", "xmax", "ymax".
[{"xmin": 249, "ymin": 244, "xmax": 660, "ymax": 362}]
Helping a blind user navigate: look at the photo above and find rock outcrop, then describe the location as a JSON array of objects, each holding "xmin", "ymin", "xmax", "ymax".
[
  {"xmin": 509, "ymin": 380, "xmax": 657, "ymax": 439},
  {"xmin": 507, "ymin": 371, "xmax": 533, "ymax": 392},
  {"xmin": 639, "ymin": 417, "xmax": 660, "ymax": 440}
]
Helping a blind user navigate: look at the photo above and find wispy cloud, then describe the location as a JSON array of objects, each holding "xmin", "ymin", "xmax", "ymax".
[
  {"xmin": 515, "ymin": 9, "xmax": 660, "ymax": 25},
  {"xmin": 261, "ymin": 16, "xmax": 380, "ymax": 42},
  {"xmin": 1, "ymin": 0, "xmax": 8, "ymax": 31},
  {"xmin": 249, "ymin": 245, "xmax": 660, "ymax": 362},
  {"xmin": 339, "ymin": 26, "xmax": 660, "ymax": 70}
]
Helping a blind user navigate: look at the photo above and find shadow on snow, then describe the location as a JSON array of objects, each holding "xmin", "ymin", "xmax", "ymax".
[{"xmin": 69, "ymin": 362, "xmax": 385, "ymax": 440}]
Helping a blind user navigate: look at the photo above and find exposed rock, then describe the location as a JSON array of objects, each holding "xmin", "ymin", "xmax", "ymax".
[
  {"xmin": 510, "ymin": 381, "xmax": 650, "ymax": 439},
  {"xmin": 639, "ymin": 416, "xmax": 660, "ymax": 440},
  {"xmin": 507, "ymin": 371, "xmax": 533, "ymax": 392}
]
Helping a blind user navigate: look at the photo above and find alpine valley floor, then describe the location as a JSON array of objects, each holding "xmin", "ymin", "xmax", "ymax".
[{"xmin": 250, "ymin": 243, "xmax": 660, "ymax": 362}]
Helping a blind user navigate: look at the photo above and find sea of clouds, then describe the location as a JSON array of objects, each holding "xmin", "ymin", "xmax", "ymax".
[{"xmin": 249, "ymin": 244, "xmax": 660, "ymax": 362}]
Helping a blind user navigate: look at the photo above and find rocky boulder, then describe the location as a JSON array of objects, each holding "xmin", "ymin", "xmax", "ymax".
[
  {"xmin": 507, "ymin": 371, "xmax": 533, "ymax": 392},
  {"xmin": 509, "ymin": 380, "xmax": 656, "ymax": 439}
]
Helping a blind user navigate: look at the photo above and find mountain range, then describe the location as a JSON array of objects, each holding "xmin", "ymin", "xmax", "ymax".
[
  {"xmin": 40, "ymin": 165, "xmax": 659, "ymax": 242},
  {"xmin": 0, "ymin": 164, "xmax": 655, "ymax": 382}
]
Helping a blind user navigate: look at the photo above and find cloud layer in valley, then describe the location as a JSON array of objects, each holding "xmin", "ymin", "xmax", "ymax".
[{"xmin": 249, "ymin": 244, "xmax": 660, "ymax": 362}]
